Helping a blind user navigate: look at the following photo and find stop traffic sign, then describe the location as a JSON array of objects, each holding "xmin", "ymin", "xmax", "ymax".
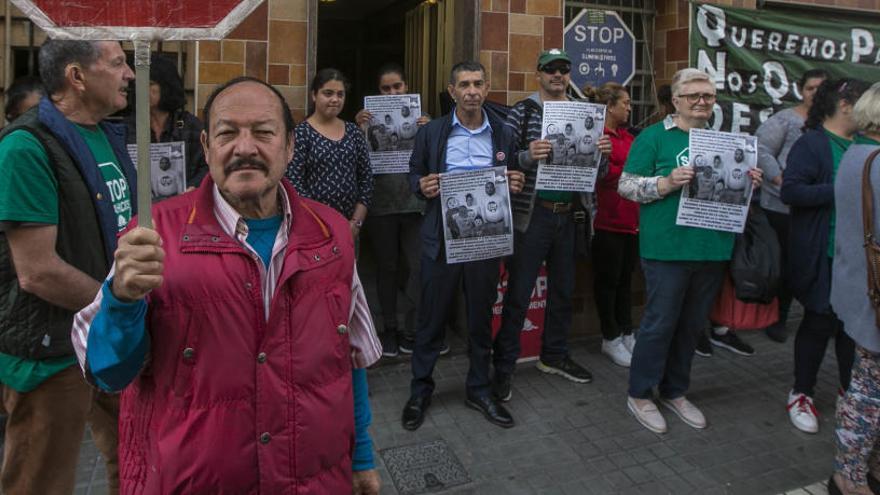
[
  {"xmin": 10, "ymin": 0, "xmax": 264, "ymax": 40},
  {"xmin": 564, "ymin": 9, "xmax": 636, "ymax": 95}
]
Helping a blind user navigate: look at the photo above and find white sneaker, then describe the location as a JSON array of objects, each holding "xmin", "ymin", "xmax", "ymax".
[
  {"xmin": 660, "ymin": 396, "xmax": 707, "ymax": 429},
  {"xmin": 602, "ymin": 337, "xmax": 632, "ymax": 367},
  {"xmin": 623, "ymin": 333, "xmax": 636, "ymax": 353},
  {"xmin": 627, "ymin": 397, "xmax": 667, "ymax": 434},
  {"xmin": 787, "ymin": 391, "xmax": 819, "ymax": 434}
]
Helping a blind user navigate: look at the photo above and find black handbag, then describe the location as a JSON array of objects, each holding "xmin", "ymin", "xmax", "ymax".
[{"xmin": 730, "ymin": 205, "xmax": 781, "ymax": 304}]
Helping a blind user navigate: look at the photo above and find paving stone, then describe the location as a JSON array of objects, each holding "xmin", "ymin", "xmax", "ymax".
[{"xmin": 69, "ymin": 314, "xmax": 844, "ymax": 494}]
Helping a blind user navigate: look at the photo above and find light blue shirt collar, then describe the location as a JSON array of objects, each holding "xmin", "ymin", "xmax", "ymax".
[{"xmin": 452, "ymin": 109, "xmax": 492, "ymax": 135}]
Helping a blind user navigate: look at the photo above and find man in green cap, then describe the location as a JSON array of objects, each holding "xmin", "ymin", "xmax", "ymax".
[{"xmin": 493, "ymin": 49, "xmax": 611, "ymax": 403}]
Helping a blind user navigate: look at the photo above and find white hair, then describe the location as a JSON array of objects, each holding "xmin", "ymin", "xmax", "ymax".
[
  {"xmin": 854, "ymin": 82, "xmax": 880, "ymax": 134},
  {"xmin": 671, "ymin": 68, "xmax": 712, "ymax": 96}
]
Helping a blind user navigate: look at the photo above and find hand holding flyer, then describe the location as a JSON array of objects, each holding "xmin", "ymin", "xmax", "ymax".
[
  {"xmin": 364, "ymin": 94, "xmax": 422, "ymax": 174},
  {"xmin": 675, "ymin": 128, "xmax": 758, "ymax": 233},
  {"xmin": 439, "ymin": 166, "xmax": 514, "ymax": 264},
  {"xmin": 535, "ymin": 101, "xmax": 606, "ymax": 192}
]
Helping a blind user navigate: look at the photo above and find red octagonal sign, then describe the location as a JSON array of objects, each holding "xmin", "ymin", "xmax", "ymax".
[{"xmin": 11, "ymin": 0, "xmax": 264, "ymax": 40}]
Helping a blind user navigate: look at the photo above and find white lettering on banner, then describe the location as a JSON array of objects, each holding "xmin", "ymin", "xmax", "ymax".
[
  {"xmin": 696, "ymin": 4, "xmax": 880, "ymax": 66},
  {"xmin": 696, "ymin": 4, "xmax": 725, "ymax": 47},
  {"xmin": 731, "ymin": 102, "xmax": 751, "ymax": 133},
  {"xmin": 763, "ymin": 61, "xmax": 789, "ymax": 104}
]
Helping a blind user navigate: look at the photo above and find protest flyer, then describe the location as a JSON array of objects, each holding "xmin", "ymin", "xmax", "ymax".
[
  {"xmin": 364, "ymin": 94, "xmax": 421, "ymax": 174},
  {"xmin": 127, "ymin": 141, "xmax": 187, "ymax": 201},
  {"xmin": 676, "ymin": 128, "xmax": 757, "ymax": 233},
  {"xmin": 440, "ymin": 166, "xmax": 514, "ymax": 264},
  {"xmin": 535, "ymin": 100, "xmax": 606, "ymax": 192}
]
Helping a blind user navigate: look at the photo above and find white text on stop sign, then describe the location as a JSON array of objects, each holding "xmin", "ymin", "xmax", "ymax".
[{"xmin": 572, "ymin": 25, "xmax": 626, "ymax": 45}]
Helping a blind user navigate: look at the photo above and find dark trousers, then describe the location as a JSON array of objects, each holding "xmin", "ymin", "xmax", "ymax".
[
  {"xmin": 592, "ymin": 229, "xmax": 638, "ymax": 341},
  {"xmin": 763, "ymin": 208, "xmax": 794, "ymax": 324},
  {"xmin": 793, "ymin": 309, "xmax": 855, "ymax": 396},
  {"xmin": 496, "ymin": 206, "xmax": 575, "ymax": 373},
  {"xmin": 362, "ymin": 213, "xmax": 422, "ymax": 336},
  {"xmin": 629, "ymin": 260, "xmax": 726, "ymax": 399},
  {"xmin": 410, "ymin": 253, "xmax": 500, "ymax": 398}
]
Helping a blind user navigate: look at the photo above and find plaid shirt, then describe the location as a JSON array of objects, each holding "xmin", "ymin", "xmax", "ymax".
[{"xmin": 71, "ymin": 184, "xmax": 382, "ymax": 372}]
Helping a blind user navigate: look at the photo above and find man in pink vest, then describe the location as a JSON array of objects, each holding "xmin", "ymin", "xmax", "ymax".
[{"xmin": 71, "ymin": 77, "xmax": 382, "ymax": 494}]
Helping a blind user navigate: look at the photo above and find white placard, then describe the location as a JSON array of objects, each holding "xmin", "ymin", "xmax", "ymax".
[
  {"xmin": 127, "ymin": 141, "xmax": 187, "ymax": 201},
  {"xmin": 675, "ymin": 128, "xmax": 757, "ymax": 233},
  {"xmin": 364, "ymin": 94, "xmax": 421, "ymax": 175},
  {"xmin": 535, "ymin": 101, "xmax": 606, "ymax": 192},
  {"xmin": 440, "ymin": 166, "xmax": 514, "ymax": 264}
]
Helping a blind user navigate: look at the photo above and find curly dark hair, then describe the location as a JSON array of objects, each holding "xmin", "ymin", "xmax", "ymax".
[
  {"xmin": 150, "ymin": 54, "xmax": 186, "ymax": 113},
  {"xmin": 804, "ymin": 78, "xmax": 870, "ymax": 130}
]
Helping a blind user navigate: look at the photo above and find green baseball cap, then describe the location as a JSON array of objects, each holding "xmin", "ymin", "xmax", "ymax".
[{"xmin": 537, "ymin": 49, "xmax": 571, "ymax": 69}]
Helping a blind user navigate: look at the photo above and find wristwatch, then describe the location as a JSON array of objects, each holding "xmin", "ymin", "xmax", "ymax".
[{"xmin": 350, "ymin": 218, "xmax": 363, "ymax": 228}]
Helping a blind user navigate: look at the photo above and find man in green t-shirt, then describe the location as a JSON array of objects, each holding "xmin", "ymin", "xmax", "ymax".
[
  {"xmin": 0, "ymin": 40, "xmax": 135, "ymax": 494},
  {"xmin": 618, "ymin": 68, "xmax": 762, "ymax": 436}
]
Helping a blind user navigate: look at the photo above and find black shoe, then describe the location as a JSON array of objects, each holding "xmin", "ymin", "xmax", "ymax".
[
  {"xmin": 695, "ymin": 332, "xmax": 713, "ymax": 357},
  {"xmin": 380, "ymin": 330, "xmax": 399, "ymax": 358},
  {"xmin": 465, "ymin": 394, "xmax": 514, "ymax": 428},
  {"xmin": 764, "ymin": 321, "xmax": 788, "ymax": 343},
  {"xmin": 536, "ymin": 356, "xmax": 592, "ymax": 383},
  {"xmin": 399, "ymin": 341, "xmax": 449, "ymax": 356},
  {"xmin": 492, "ymin": 372, "xmax": 512, "ymax": 402},
  {"xmin": 398, "ymin": 336, "xmax": 415, "ymax": 354},
  {"xmin": 868, "ymin": 472, "xmax": 880, "ymax": 494},
  {"xmin": 401, "ymin": 395, "xmax": 431, "ymax": 431},
  {"xmin": 709, "ymin": 329, "xmax": 755, "ymax": 356},
  {"xmin": 828, "ymin": 474, "xmax": 842, "ymax": 495}
]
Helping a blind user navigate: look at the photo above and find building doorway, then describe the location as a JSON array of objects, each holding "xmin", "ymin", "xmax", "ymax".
[{"xmin": 316, "ymin": 0, "xmax": 472, "ymax": 120}]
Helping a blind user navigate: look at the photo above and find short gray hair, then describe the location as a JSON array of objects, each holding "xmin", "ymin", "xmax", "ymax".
[
  {"xmin": 854, "ymin": 82, "xmax": 880, "ymax": 135},
  {"xmin": 38, "ymin": 40, "xmax": 102, "ymax": 96},
  {"xmin": 449, "ymin": 61, "xmax": 485, "ymax": 86},
  {"xmin": 671, "ymin": 68, "xmax": 712, "ymax": 96}
]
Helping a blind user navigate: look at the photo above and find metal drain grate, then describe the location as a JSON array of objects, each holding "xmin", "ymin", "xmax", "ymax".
[{"xmin": 380, "ymin": 439, "xmax": 470, "ymax": 494}]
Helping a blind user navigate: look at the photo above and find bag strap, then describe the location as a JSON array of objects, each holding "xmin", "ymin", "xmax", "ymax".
[{"xmin": 861, "ymin": 147, "xmax": 880, "ymax": 312}]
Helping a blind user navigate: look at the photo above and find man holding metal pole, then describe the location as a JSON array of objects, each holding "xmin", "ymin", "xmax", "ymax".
[{"xmin": 0, "ymin": 39, "xmax": 135, "ymax": 494}]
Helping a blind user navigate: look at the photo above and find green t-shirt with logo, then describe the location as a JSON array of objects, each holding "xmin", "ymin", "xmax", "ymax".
[
  {"xmin": 826, "ymin": 129, "xmax": 852, "ymax": 259},
  {"xmin": 0, "ymin": 125, "xmax": 131, "ymax": 392},
  {"xmin": 623, "ymin": 120, "xmax": 734, "ymax": 261}
]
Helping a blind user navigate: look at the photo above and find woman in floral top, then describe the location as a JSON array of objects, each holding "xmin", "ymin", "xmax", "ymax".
[{"xmin": 286, "ymin": 68, "xmax": 372, "ymax": 237}]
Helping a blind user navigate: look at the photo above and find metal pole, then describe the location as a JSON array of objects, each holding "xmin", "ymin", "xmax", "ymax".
[{"xmin": 134, "ymin": 40, "xmax": 152, "ymax": 227}]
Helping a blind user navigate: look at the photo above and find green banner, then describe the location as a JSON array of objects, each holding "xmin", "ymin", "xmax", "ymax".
[{"xmin": 690, "ymin": 2, "xmax": 880, "ymax": 133}]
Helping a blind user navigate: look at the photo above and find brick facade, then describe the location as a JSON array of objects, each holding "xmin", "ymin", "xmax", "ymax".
[
  {"xmin": 479, "ymin": 0, "xmax": 565, "ymax": 106},
  {"xmin": 196, "ymin": 0, "xmax": 312, "ymax": 123}
]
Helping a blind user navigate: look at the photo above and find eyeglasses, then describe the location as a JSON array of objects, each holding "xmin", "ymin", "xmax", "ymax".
[
  {"xmin": 677, "ymin": 93, "xmax": 717, "ymax": 104},
  {"xmin": 541, "ymin": 65, "xmax": 571, "ymax": 75}
]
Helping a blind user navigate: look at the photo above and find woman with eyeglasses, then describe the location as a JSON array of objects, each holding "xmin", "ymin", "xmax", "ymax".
[
  {"xmin": 781, "ymin": 78, "xmax": 870, "ymax": 436},
  {"xmin": 617, "ymin": 68, "xmax": 762, "ymax": 435}
]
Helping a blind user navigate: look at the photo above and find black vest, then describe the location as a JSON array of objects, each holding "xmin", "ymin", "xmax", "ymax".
[{"xmin": 0, "ymin": 108, "xmax": 110, "ymax": 359}]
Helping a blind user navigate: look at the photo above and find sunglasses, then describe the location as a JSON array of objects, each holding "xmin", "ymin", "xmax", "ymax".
[{"xmin": 541, "ymin": 64, "xmax": 571, "ymax": 75}]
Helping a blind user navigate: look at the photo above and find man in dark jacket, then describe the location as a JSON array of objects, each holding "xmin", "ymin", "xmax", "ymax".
[
  {"xmin": 402, "ymin": 61, "xmax": 524, "ymax": 431},
  {"xmin": 0, "ymin": 40, "xmax": 136, "ymax": 494},
  {"xmin": 494, "ymin": 50, "xmax": 610, "ymax": 402}
]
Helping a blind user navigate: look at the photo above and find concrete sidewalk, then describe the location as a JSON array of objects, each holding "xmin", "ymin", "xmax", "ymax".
[{"xmin": 71, "ymin": 318, "xmax": 844, "ymax": 494}]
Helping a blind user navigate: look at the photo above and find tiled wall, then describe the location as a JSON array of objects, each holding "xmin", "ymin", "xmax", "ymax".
[
  {"xmin": 652, "ymin": 0, "xmax": 880, "ymax": 87},
  {"xmin": 479, "ymin": 0, "xmax": 565, "ymax": 106},
  {"xmin": 196, "ymin": 0, "xmax": 311, "ymax": 122}
]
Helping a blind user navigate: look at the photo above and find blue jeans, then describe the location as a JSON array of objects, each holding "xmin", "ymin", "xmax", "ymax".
[
  {"xmin": 496, "ymin": 204, "xmax": 575, "ymax": 373},
  {"xmin": 628, "ymin": 259, "xmax": 725, "ymax": 399}
]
